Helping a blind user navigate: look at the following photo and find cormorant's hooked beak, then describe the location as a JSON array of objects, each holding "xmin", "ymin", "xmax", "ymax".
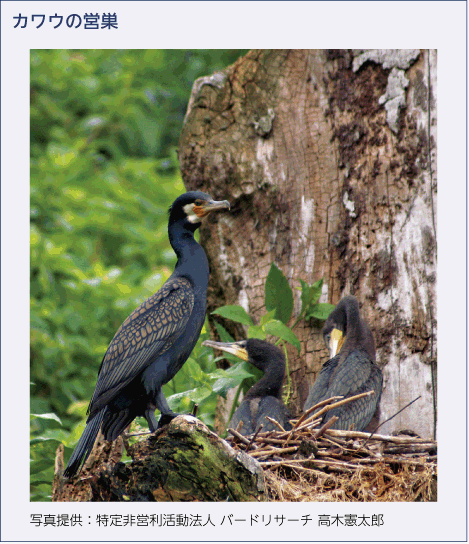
[
  {"xmin": 202, "ymin": 340, "xmax": 248, "ymax": 361},
  {"xmin": 194, "ymin": 199, "xmax": 231, "ymax": 218},
  {"xmin": 329, "ymin": 329, "xmax": 344, "ymax": 358}
]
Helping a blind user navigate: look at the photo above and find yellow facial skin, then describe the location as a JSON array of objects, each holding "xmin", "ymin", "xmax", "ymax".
[
  {"xmin": 202, "ymin": 340, "xmax": 248, "ymax": 361},
  {"xmin": 329, "ymin": 328, "xmax": 345, "ymax": 358}
]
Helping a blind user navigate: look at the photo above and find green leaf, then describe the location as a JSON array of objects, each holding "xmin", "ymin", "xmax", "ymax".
[
  {"xmin": 264, "ymin": 320, "xmax": 301, "ymax": 353},
  {"xmin": 211, "ymin": 363, "xmax": 254, "ymax": 398},
  {"xmin": 30, "ymin": 413, "xmax": 62, "ymax": 425},
  {"xmin": 265, "ymin": 263, "xmax": 293, "ymax": 324},
  {"xmin": 167, "ymin": 384, "xmax": 213, "ymax": 406},
  {"xmin": 30, "ymin": 437, "xmax": 62, "ymax": 446},
  {"xmin": 305, "ymin": 302, "xmax": 336, "ymax": 321},
  {"xmin": 299, "ymin": 278, "xmax": 323, "ymax": 315},
  {"xmin": 247, "ymin": 325, "xmax": 266, "ymax": 340},
  {"xmin": 213, "ymin": 322, "xmax": 235, "ymax": 343},
  {"xmin": 30, "ymin": 459, "xmax": 54, "ymax": 475},
  {"xmin": 260, "ymin": 309, "xmax": 276, "ymax": 326},
  {"xmin": 212, "ymin": 305, "xmax": 254, "ymax": 327}
]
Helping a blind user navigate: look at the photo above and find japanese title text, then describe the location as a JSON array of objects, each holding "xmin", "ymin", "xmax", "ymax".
[{"xmin": 13, "ymin": 13, "xmax": 118, "ymax": 29}]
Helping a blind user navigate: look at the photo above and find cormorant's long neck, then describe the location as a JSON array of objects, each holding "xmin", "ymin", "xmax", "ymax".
[
  {"xmin": 343, "ymin": 305, "xmax": 376, "ymax": 360},
  {"xmin": 169, "ymin": 220, "xmax": 209, "ymax": 287},
  {"xmin": 245, "ymin": 358, "xmax": 285, "ymax": 400}
]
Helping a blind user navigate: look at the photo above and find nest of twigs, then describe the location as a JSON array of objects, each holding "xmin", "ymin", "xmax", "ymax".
[{"xmin": 225, "ymin": 393, "xmax": 437, "ymax": 502}]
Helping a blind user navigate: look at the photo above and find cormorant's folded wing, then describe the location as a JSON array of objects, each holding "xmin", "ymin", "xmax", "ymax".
[
  {"xmin": 325, "ymin": 350, "xmax": 383, "ymax": 430},
  {"xmin": 88, "ymin": 276, "xmax": 194, "ymax": 416},
  {"xmin": 303, "ymin": 356, "xmax": 340, "ymax": 411}
]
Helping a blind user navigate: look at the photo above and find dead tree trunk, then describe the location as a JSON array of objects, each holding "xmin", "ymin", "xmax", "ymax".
[
  {"xmin": 53, "ymin": 416, "xmax": 265, "ymax": 501},
  {"xmin": 178, "ymin": 49, "xmax": 437, "ymax": 439}
]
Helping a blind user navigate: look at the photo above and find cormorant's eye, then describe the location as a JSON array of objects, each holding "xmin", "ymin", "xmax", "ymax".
[
  {"xmin": 194, "ymin": 199, "xmax": 204, "ymax": 206},
  {"xmin": 325, "ymin": 333, "xmax": 331, "ymax": 344}
]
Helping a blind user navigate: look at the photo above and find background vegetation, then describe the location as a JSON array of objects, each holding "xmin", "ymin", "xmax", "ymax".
[{"xmin": 30, "ymin": 49, "xmax": 249, "ymax": 500}]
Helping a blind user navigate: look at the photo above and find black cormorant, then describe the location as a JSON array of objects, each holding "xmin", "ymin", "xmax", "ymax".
[
  {"xmin": 203, "ymin": 338, "xmax": 292, "ymax": 435},
  {"xmin": 303, "ymin": 295, "xmax": 382, "ymax": 431},
  {"xmin": 64, "ymin": 191, "xmax": 230, "ymax": 477}
]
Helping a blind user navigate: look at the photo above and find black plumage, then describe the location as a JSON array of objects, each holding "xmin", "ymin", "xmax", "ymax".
[
  {"xmin": 64, "ymin": 191, "xmax": 230, "ymax": 478},
  {"xmin": 303, "ymin": 295, "xmax": 383, "ymax": 431},
  {"xmin": 203, "ymin": 339, "xmax": 292, "ymax": 435}
]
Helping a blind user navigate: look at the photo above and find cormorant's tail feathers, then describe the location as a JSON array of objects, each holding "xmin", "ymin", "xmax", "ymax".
[
  {"xmin": 63, "ymin": 410, "xmax": 105, "ymax": 479},
  {"xmin": 102, "ymin": 408, "xmax": 135, "ymax": 441}
]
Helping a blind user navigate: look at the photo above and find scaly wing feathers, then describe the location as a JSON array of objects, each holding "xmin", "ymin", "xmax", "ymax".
[{"xmin": 88, "ymin": 276, "xmax": 194, "ymax": 417}]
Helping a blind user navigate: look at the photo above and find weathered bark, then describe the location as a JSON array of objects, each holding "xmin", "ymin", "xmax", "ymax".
[
  {"xmin": 52, "ymin": 431, "xmax": 125, "ymax": 501},
  {"xmin": 53, "ymin": 416, "xmax": 265, "ymax": 501},
  {"xmin": 178, "ymin": 49, "xmax": 437, "ymax": 439}
]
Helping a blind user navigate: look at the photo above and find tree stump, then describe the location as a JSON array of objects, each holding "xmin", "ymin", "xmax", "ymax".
[
  {"xmin": 178, "ymin": 49, "xmax": 437, "ymax": 439},
  {"xmin": 53, "ymin": 416, "xmax": 265, "ymax": 502}
]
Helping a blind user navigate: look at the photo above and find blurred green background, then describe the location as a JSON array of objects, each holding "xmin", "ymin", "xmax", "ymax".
[{"xmin": 30, "ymin": 49, "xmax": 249, "ymax": 500}]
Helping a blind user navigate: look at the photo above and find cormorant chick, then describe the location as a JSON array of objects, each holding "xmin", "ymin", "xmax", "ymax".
[
  {"xmin": 303, "ymin": 295, "xmax": 382, "ymax": 431},
  {"xmin": 64, "ymin": 191, "xmax": 230, "ymax": 478},
  {"xmin": 203, "ymin": 338, "xmax": 292, "ymax": 435}
]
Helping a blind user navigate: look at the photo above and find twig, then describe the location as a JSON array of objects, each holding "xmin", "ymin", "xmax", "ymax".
[
  {"xmin": 306, "ymin": 391, "xmax": 375, "ymax": 424},
  {"xmin": 264, "ymin": 416, "xmax": 286, "ymax": 432},
  {"xmin": 227, "ymin": 428, "xmax": 251, "ymax": 446},
  {"xmin": 363, "ymin": 395, "xmax": 422, "ymax": 446},
  {"xmin": 326, "ymin": 429, "xmax": 436, "ymax": 445},
  {"xmin": 246, "ymin": 424, "xmax": 263, "ymax": 453},
  {"xmin": 256, "ymin": 437, "xmax": 303, "ymax": 447},
  {"xmin": 260, "ymin": 458, "xmax": 318, "ymax": 467},
  {"xmin": 290, "ymin": 396, "xmax": 344, "ymax": 429},
  {"xmin": 312, "ymin": 416, "xmax": 338, "ymax": 440},
  {"xmin": 250, "ymin": 445, "xmax": 299, "ymax": 458},
  {"xmin": 285, "ymin": 391, "xmax": 374, "ymax": 446}
]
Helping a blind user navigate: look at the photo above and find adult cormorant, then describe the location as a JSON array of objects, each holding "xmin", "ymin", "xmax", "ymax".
[
  {"xmin": 203, "ymin": 338, "xmax": 292, "ymax": 435},
  {"xmin": 303, "ymin": 295, "xmax": 382, "ymax": 431},
  {"xmin": 64, "ymin": 191, "xmax": 230, "ymax": 478}
]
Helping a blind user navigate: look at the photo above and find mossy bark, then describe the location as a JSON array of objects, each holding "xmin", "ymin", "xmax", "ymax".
[{"xmin": 53, "ymin": 416, "xmax": 265, "ymax": 502}]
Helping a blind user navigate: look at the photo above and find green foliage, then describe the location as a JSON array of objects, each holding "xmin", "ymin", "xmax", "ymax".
[
  {"xmin": 208, "ymin": 264, "xmax": 335, "ymax": 412},
  {"xmin": 297, "ymin": 278, "xmax": 335, "ymax": 321},
  {"xmin": 263, "ymin": 320, "xmax": 301, "ymax": 353},
  {"xmin": 265, "ymin": 263, "xmax": 294, "ymax": 324},
  {"xmin": 211, "ymin": 266, "xmax": 335, "ymax": 354},
  {"xmin": 211, "ymin": 305, "xmax": 254, "ymax": 327},
  {"xmin": 161, "ymin": 321, "xmax": 253, "ymax": 428},
  {"xmin": 30, "ymin": 49, "xmax": 248, "ymax": 501},
  {"xmin": 30, "ymin": 413, "xmax": 64, "ymax": 501},
  {"xmin": 210, "ymin": 269, "xmax": 336, "ymax": 354}
]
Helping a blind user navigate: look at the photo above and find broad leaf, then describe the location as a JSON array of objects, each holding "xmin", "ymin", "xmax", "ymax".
[
  {"xmin": 210, "ymin": 363, "xmax": 254, "ymax": 398},
  {"xmin": 247, "ymin": 325, "xmax": 266, "ymax": 340},
  {"xmin": 167, "ymin": 384, "xmax": 213, "ymax": 406},
  {"xmin": 264, "ymin": 320, "xmax": 301, "ymax": 353},
  {"xmin": 265, "ymin": 263, "xmax": 293, "ymax": 324},
  {"xmin": 306, "ymin": 302, "xmax": 335, "ymax": 321},
  {"xmin": 30, "ymin": 459, "xmax": 55, "ymax": 475},
  {"xmin": 213, "ymin": 322, "xmax": 235, "ymax": 343},
  {"xmin": 30, "ymin": 437, "xmax": 62, "ymax": 446},
  {"xmin": 212, "ymin": 305, "xmax": 254, "ymax": 327},
  {"xmin": 30, "ymin": 413, "xmax": 62, "ymax": 425},
  {"xmin": 299, "ymin": 278, "xmax": 323, "ymax": 315},
  {"xmin": 260, "ymin": 309, "xmax": 276, "ymax": 326}
]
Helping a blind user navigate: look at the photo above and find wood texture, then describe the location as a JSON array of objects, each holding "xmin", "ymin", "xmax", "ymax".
[{"xmin": 179, "ymin": 49, "xmax": 437, "ymax": 439}]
